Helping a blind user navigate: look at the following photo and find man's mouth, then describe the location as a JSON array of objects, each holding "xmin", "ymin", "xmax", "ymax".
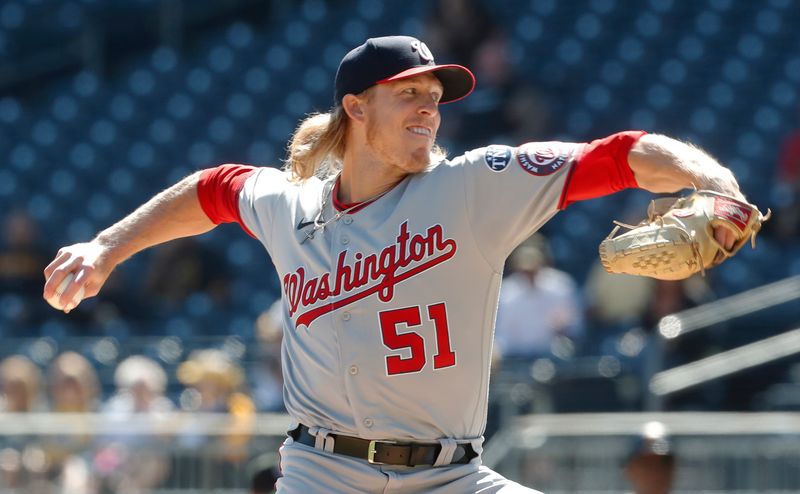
[{"xmin": 407, "ymin": 125, "xmax": 432, "ymax": 138}]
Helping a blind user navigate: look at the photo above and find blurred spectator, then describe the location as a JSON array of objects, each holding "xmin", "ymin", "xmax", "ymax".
[
  {"xmin": 624, "ymin": 421, "xmax": 676, "ymax": 494},
  {"xmin": 95, "ymin": 355, "xmax": 174, "ymax": 493},
  {"xmin": 585, "ymin": 201, "xmax": 712, "ymax": 356},
  {"xmin": 143, "ymin": 238, "xmax": 233, "ymax": 313},
  {"xmin": 47, "ymin": 351, "xmax": 100, "ymax": 413},
  {"xmin": 585, "ymin": 261, "xmax": 656, "ymax": 331},
  {"xmin": 584, "ymin": 201, "xmax": 658, "ymax": 335},
  {"xmin": 777, "ymin": 118, "xmax": 800, "ymax": 185},
  {"xmin": 0, "ymin": 355, "xmax": 44, "ymax": 412},
  {"xmin": 251, "ymin": 300, "xmax": 285, "ymax": 412},
  {"xmin": 177, "ymin": 349, "xmax": 250, "ymax": 413},
  {"xmin": 425, "ymin": 6, "xmax": 551, "ymax": 149},
  {"xmin": 177, "ymin": 349, "xmax": 255, "ymax": 463},
  {"xmin": 0, "ymin": 356, "xmax": 49, "ymax": 491},
  {"xmin": 0, "ymin": 210, "xmax": 50, "ymax": 327},
  {"xmin": 642, "ymin": 278, "xmax": 713, "ymax": 330},
  {"xmin": 423, "ymin": 0, "xmax": 495, "ymax": 65},
  {"xmin": 43, "ymin": 351, "xmax": 102, "ymax": 493},
  {"xmin": 769, "ymin": 113, "xmax": 800, "ymax": 241},
  {"xmin": 47, "ymin": 353, "xmax": 97, "ymax": 395},
  {"xmin": 494, "ymin": 235, "xmax": 583, "ymax": 364},
  {"xmin": 247, "ymin": 453, "xmax": 281, "ymax": 494},
  {"xmin": 103, "ymin": 355, "xmax": 174, "ymax": 414},
  {"xmin": 0, "ymin": 210, "xmax": 48, "ymax": 296},
  {"xmin": 769, "ymin": 194, "xmax": 800, "ymax": 241}
]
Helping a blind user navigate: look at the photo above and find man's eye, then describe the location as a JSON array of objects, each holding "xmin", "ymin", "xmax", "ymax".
[{"xmin": 404, "ymin": 87, "xmax": 416, "ymax": 94}]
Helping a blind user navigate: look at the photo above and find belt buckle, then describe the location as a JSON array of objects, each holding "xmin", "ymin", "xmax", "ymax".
[{"xmin": 367, "ymin": 440, "xmax": 396, "ymax": 464}]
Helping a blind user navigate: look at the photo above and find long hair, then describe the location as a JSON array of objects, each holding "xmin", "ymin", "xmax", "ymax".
[{"xmin": 285, "ymin": 107, "xmax": 348, "ymax": 182}]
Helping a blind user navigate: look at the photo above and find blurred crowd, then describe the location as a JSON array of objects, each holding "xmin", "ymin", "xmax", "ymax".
[{"xmin": 0, "ymin": 342, "xmax": 282, "ymax": 493}]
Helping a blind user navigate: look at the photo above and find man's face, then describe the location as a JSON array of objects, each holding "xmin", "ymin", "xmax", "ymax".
[{"xmin": 361, "ymin": 73, "xmax": 443, "ymax": 174}]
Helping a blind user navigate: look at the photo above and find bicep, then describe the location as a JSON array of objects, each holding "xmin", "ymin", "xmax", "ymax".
[
  {"xmin": 626, "ymin": 133, "xmax": 736, "ymax": 194},
  {"xmin": 627, "ymin": 133, "xmax": 688, "ymax": 193}
]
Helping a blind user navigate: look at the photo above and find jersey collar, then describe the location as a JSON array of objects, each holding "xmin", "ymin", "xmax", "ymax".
[{"xmin": 331, "ymin": 176, "xmax": 388, "ymax": 214}]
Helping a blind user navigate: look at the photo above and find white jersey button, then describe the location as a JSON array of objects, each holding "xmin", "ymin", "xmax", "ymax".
[
  {"xmin": 343, "ymin": 215, "xmax": 353, "ymax": 225},
  {"xmin": 348, "ymin": 365, "xmax": 358, "ymax": 375},
  {"xmin": 363, "ymin": 418, "xmax": 374, "ymax": 428},
  {"xmin": 341, "ymin": 235, "xmax": 350, "ymax": 245},
  {"xmin": 342, "ymin": 312, "xmax": 351, "ymax": 321}
]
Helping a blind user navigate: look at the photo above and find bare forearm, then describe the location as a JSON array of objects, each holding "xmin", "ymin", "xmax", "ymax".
[
  {"xmin": 628, "ymin": 134, "xmax": 743, "ymax": 198},
  {"xmin": 95, "ymin": 171, "xmax": 216, "ymax": 266}
]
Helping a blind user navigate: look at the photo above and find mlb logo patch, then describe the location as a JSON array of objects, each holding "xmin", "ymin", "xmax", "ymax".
[{"xmin": 484, "ymin": 145, "xmax": 512, "ymax": 172}]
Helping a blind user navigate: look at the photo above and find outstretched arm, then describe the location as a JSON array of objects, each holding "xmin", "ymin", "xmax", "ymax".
[
  {"xmin": 628, "ymin": 133, "xmax": 743, "ymax": 199},
  {"xmin": 627, "ymin": 133, "xmax": 745, "ymax": 248},
  {"xmin": 43, "ymin": 171, "xmax": 215, "ymax": 312}
]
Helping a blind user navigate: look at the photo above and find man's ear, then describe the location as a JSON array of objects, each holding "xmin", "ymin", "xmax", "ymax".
[{"xmin": 342, "ymin": 94, "xmax": 366, "ymax": 123}]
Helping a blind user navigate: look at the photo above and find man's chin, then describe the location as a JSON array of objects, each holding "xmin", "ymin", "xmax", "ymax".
[{"xmin": 408, "ymin": 149, "xmax": 434, "ymax": 170}]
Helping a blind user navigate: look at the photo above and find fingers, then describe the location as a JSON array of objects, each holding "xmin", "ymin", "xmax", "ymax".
[
  {"xmin": 43, "ymin": 255, "xmax": 77, "ymax": 298},
  {"xmin": 43, "ymin": 249, "xmax": 70, "ymax": 280},
  {"xmin": 42, "ymin": 249, "xmax": 91, "ymax": 312},
  {"xmin": 60, "ymin": 266, "xmax": 92, "ymax": 313},
  {"xmin": 713, "ymin": 226, "xmax": 736, "ymax": 251}
]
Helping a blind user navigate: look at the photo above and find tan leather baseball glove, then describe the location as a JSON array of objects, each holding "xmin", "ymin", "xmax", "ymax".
[{"xmin": 598, "ymin": 190, "xmax": 771, "ymax": 280}]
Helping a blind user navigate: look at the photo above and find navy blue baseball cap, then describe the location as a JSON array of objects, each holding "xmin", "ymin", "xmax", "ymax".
[{"xmin": 334, "ymin": 36, "xmax": 476, "ymax": 106}]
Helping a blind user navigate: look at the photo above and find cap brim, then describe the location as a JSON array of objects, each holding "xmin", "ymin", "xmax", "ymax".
[{"xmin": 377, "ymin": 64, "xmax": 476, "ymax": 104}]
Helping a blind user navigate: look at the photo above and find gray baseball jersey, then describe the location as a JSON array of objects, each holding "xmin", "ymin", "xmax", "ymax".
[
  {"xmin": 234, "ymin": 141, "xmax": 583, "ymax": 441},
  {"xmin": 198, "ymin": 132, "xmax": 642, "ymax": 491},
  {"xmin": 197, "ymin": 132, "xmax": 643, "ymax": 442}
]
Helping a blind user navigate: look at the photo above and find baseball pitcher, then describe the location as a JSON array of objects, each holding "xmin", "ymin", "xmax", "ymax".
[{"xmin": 44, "ymin": 36, "xmax": 762, "ymax": 493}]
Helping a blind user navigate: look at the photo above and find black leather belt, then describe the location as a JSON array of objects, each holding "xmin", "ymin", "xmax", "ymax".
[{"xmin": 289, "ymin": 425, "xmax": 477, "ymax": 467}]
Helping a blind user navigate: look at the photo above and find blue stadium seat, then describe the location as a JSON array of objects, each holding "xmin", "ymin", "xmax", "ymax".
[
  {"xmin": 108, "ymin": 92, "xmax": 138, "ymax": 124},
  {"xmin": 207, "ymin": 43, "xmax": 236, "ymax": 75},
  {"xmin": 186, "ymin": 67, "xmax": 214, "ymax": 96},
  {"xmin": 150, "ymin": 45, "xmax": 179, "ymax": 74},
  {"xmin": 48, "ymin": 168, "xmax": 79, "ymax": 197},
  {"xmin": 339, "ymin": 19, "xmax": 368, "ymax": 47},
  {"xmin": 89, "ymin": 118, "xmax": 118, "ymax": 147},
  {"xmin": 148, "ymin": 117, "xmax": 177, "ymax": 145},
  {"xmin": 755, "ymin": 8, "xmax": 782, "ymax": 36},
  {"xmin": 243, "ymin": 66, "xmax": 271, "ymax": 95},
  {"xmin": 284, "ymin": 20, "xmax": 311, "ymax": 48},
  {"xmin": 226, "ymin": 92, "xmax": 253, "ymax": 121},
  {"xmin": 355, "ymin": 0, "xmax": 384, "ymax": 21},
  {"xmin": 9, "ymin": 141, "xmax": 38, "ymax": 174}
]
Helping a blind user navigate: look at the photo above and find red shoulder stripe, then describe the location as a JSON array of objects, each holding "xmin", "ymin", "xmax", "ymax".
[
  {"xmin": 557, "ymin": 130, "xmax": 646, "ymax": 209},
  {"xmin": 197, "ymin": 164, "xmax": 257, "ymax": 238}
]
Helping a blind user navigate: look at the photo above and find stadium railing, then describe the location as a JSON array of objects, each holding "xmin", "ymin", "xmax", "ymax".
[
  {"xmin": 647, "ymin": 274, "xmax": 800, "ymax": 410},
  {"xmin": 484, "ymin": 411, "xmax": 800, "ymax": 493},
  {"xmin": 0, "ymin": 412, "xmax": 290, "ymax": 493}
]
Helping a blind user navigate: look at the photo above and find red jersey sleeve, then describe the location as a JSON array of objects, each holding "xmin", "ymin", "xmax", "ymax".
[
  {"xmin": 557, "ymin": 130, "xmax": 646, "ymax": 209},
  {"xmin": 197, "ymin": 164, "xmax": 257, "ymax": 237}
]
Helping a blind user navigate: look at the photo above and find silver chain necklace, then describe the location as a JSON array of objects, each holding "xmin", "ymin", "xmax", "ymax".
[{"xmin": 300, "ymin": 176, "xmax": 393, "ymax": 244}]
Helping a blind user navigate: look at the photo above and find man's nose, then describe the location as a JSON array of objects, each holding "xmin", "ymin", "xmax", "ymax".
[{"xmin": 418, "ymin": 98, "xmax": 438, "ymax": 116}]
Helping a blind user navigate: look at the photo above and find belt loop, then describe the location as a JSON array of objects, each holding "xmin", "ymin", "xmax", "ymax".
[
  {"xmin": 312, "ymin": 427, "xmax": 335, "ymax": 453},
  {"xmin": 433, "ymin": 438, "xmax": 458, "ymax": 467},
  {"xmin": 469, "ymin": 438, "xmax": 484, "ymax": 456}
]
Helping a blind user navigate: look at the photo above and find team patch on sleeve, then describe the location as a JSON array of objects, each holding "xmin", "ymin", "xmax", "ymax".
[
  {"xmin": 517, "ymin": 142, "xmax": 574, "ymax": 176},
  {"xmin": 483, "ymin": 145, "xmax": 513, "ymax": 172}
]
